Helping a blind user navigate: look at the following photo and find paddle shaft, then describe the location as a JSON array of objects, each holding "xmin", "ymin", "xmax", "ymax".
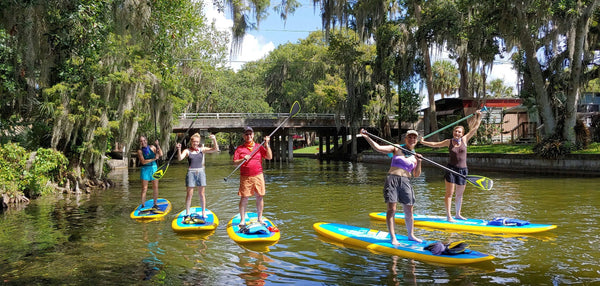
[
  {"xmin": 422, "ymin": 106, "xmax": 488, "ymax": 141},
  {"xmin": 364, "ymin": 131, "xmax": 468, "ymax": 179},
  {"xmin": 224, "ymin": 102, "xmax": 300, "ymax": 181}
]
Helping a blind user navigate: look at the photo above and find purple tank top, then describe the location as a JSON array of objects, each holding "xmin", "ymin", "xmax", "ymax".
[
  {"xmin": 187, "ymin": 150, "xmax": 205, "ymax": 168},
  {"xmin": 448, "ymin": 139, "xmax": 467, "ymax": 168},
  {"xmin": 390, "ymin": 155, "xmax": 416, "ymax": 172}
]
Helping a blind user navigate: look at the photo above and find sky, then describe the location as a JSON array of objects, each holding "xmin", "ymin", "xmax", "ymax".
[{"xmin": 204, "ymin": 1, "xmax": 519, "ymax": 100}]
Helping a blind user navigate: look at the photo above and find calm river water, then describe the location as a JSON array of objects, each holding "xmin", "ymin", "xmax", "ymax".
[{"xmin": 1, "ymin": 152, "xmax": 599, "ymax": 285}]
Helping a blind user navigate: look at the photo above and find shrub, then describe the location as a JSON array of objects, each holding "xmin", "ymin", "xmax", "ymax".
[
  {"xmin": 0, "ymin": 142, "xmax": 68, "ymax": 200},
  {"xmin": 575, "ymin": 119, "xmax": 590, "ymax": 150},
  {"xmin": 533, "ymin": 137, "xmax": 572, "ymax": 159}
]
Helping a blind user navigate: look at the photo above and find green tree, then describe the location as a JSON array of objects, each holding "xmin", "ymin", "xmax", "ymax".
[
  {"xmin": 328, "ymin": 29, "xmax": 376, "ymax": 157},
  {"xmin": 0, "ymin": 0, "xmax": 230, "ymax": 192},
  {"xmin": 487, "ymin": 78, "xmax": 515, "ymax": 98},
  {"xmin": 432, "ymin": 60, "xmax": 460, "ymax": 98},
  {"xmin": 261, "ymin": 31, "xmax": 330, "ymax": 112},
  {"xmin": 308, "ymin": 74, "xmax": 347, "ymax": 113},
  {"xmin": 498, "ymin": 0, "xmax": 600, "ymax": 150}
]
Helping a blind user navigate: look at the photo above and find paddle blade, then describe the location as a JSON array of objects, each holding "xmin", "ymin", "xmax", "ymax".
[
  {"xmin": 466, "ymin": 175, "xmax": 494, "ymax": 191},
  {"xmin": 290, "ymin": 101, "xmax": 301, "ymax": 117},
  {"xmin": 152, "ymin": 164, "xmax": 169, "ymax": 180}
]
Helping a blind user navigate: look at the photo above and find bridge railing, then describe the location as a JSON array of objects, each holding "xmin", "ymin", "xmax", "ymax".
[
  {"xmin": 180, "ymin": 113, "xmax": 398, "ymax": 121},
  {"xmin": 181, "ymin": 113, "xmax": 343, "ymax": 120}
]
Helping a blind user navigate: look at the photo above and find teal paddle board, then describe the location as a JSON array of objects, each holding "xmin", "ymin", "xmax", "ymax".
[
  {"xmin": 314, "ymin": 222, "xmax": 494, "ymax": 265},
  {"xmin": 369, "ymin": 212, "xmax": 557, "ymax": 234},
  {"xmin": 130, "ymin": 198, "xmax": 172, "ymax": 220}
]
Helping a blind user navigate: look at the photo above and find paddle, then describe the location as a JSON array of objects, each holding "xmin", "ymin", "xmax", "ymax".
[
  {"xmin": 423, "ymin": 106, "xmax": 489, "ymax": 141},
  {"xmin": 224, "ymin": 101, "xmax": 301, "ymax": 181},
  {"xmin": 363, "ymin": 131, "xmax": 494, "ymax": 191},
  {"xmin": 387, "ymin": 106, "xmax": 489, "ymax": 158},
  {"xmin": 152, "ymin": 92, "xmax": 212, "ymax": 180}
]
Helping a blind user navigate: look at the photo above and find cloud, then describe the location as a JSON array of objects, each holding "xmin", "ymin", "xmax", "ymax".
[
  {"xmin": 205, "ymin": 5, "xmax": 275, "ymax": 71},
  {"xmin": 206, "ymin": 4, "xmax": 519, "ymax": 89},
  {"xmin": 489, "ymin": 63, "xmax": 519, "ymax": 92},
  {"xmin": 230, "ymin": 35, "xmax": 275, "ymax": 71}
]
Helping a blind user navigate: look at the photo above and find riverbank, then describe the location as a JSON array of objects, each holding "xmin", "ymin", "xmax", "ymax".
[
  {"xmin": 111, "ymin": 148, "xmax": 600, "ymax": 176},
  {"xmin": 358, "ymin": 152, "xmax": 600, "ymax": 176}
]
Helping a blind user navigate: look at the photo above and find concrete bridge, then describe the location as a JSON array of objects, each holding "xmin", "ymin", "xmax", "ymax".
[
  {"xmin": 173, "ymin": 113, "xmax": 400, "ymax": 161},
  {"xmin": 173, "ymin": 112, "xmax": 398, "ymax": 132}
]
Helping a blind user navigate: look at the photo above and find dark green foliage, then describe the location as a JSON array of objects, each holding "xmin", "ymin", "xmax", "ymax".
[
  {"xmin": 575, "ymin": 119, "xmax": 591, "ymax": 150},
  {"xmin": 590, "ymin": 114, "xmax": 600, "ymax": 142},
  {"xmin": 533, "ymin": 136, "xmax": 573, "ymax": 159},
  {"xmin": 0, "ymin": 142, "xmax": 68, "ymax": 199}
]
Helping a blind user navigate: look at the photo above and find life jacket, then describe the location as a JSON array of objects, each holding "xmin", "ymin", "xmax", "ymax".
[
  {"xmin": 424, "ymin": 241, "xmax": 470, "ymax": 255},
  {"xmin": 487, "ymin": 217, "xmax": 530, "ymax": 226}
]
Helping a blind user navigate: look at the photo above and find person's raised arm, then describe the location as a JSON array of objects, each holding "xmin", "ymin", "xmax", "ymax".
[
  {"xmin": 464, "ymin": 110, "xmax": 483, "ymax": 141},
  {"xmin": 154, "ymin": 140, "xmax": 163, "ymax": 157},
  {"xmin": 360, "ymin": 129, "xmax": 396, "ymax": 154},
  {"xmin": 203, "ymin": 134, "xmax": 220, "ymax": 153},
  {"xmin": 420, "ymin": 137, "xmax": 449, "ymax": 148},
  {"xmin": 264, "ymin": 136, "xmax": 273, "ymax": 160}
]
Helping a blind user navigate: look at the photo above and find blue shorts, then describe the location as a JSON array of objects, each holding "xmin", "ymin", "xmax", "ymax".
[
  {"xmin": 186, "ymin": 168, "xmax": 206, "ymax": 187},
  {"xmin": 445, "ymin": 165, "xmax": 468, "ymax": 185},
  {"xmin": 383, "ymin": 174, "xmax": 415, "ymax": 205},
  {"xmin": 140, "ymin": 164, "xmax": 157, "ymax": 181}
]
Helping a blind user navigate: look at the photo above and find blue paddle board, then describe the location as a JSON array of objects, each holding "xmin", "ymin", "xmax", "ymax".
[
  {"xmin": 130, "ymin": 198, "xmax": 172, "ymax": 220},
  {"xmin": 171, "ymin": 207, "xmax": 219, "ymax": 232},
  {"xmin": 314, "ymin": 222, "xmax": 494, "ymax": 265},
  {"xmin": 226, "ymin": 212, "xmax": 280, "ymax": 244},
  {"xmin": 369, "ymin": 212, "xmax": 557, "ymax": 234}
]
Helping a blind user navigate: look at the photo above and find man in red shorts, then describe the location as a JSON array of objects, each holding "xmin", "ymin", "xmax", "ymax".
[{"xmin": 233, "ymin": 126, "xmax": 272, "ymax": 227}]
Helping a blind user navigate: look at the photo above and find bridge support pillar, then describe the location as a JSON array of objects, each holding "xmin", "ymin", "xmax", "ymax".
[
  {"xmin": 288, "ymin": 133, "xmax": 293, "ymax": 162},
  {"xmin": 269, "ymin": 130, "xmax": 294, "ymax": 163},
  {"xmin": 318, "ymin": 135, "xmax": 324, "ymax": 159}
]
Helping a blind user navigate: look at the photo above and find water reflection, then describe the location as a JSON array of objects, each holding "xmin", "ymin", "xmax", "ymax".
[
  {"xmin": 237, "ymin": 250, "xmax": 274, "ymax": 286},
  {"xmin": 139, "ymin": 223, "xmax": 166, "ymax": 281},
  {"xmin": 0, "ymin": 154, "xmax": 599, "ymax": 285},
  {"xmin": 385, "ymin": 256, "xmax": 416, "ymax": 286}
]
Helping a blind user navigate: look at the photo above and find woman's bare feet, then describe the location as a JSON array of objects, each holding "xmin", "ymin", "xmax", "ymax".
[
  {"xmin": 455, "ymin": 215, "xmax": 467, "ymax": 220},
  {"xmin": 447, "ymin": 217, "xmax": 456, "ymax": 223},
  {"xmin": 408, "ymin": 236, "xmax": 423, "ymax": 243}
]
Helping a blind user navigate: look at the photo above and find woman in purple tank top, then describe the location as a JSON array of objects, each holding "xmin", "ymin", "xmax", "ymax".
[
  {"xmin": 177, "ymin": 133, "xmax": 219, "ymax": 221},
  {"xmin": 361, "ymin": 128, "xmax": 423, "ymax": 244},
  {"xmin": 420, "ymin": 110, "xmax": 482, "ymax": 222}
]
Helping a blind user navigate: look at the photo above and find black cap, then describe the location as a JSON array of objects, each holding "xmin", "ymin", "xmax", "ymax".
[{"xmin": 244, "ymin": 126, "xmax": 253, "ymax": 133}]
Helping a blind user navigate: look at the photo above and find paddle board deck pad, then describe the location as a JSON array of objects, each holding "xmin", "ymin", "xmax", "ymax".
[
  {"xmin": 227, "ymin": 212, "xmax": 280, "ymax": 244},
  {"xmin": 171, "ymin": 207, "xmax": 219, "ymax": 232},
  {"xmin": 313, "ymin": 222, "xmax": 494, "ymax": 265},
  {"xmin": 130, "ymin": 198, "xmax": 172, "ymax": 220},
  {"xmin": 369, "ymin": 212, "xmax": 557, "ymax": 234}
]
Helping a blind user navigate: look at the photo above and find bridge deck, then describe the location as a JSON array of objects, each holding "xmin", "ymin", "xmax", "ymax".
[{"xmin": 173, "ymin": 113, "xmax": 399, "ymax": 133}]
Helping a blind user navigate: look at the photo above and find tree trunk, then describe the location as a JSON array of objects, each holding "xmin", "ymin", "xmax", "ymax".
[
  {"xmin": 423, "ymin": 44, "xmax": 439, "ymax": 140},
  {"xmin": 562, "ymin": 2, "xmax": 599, "ymax": 143},
  {"xmin": 519, "ymin": 25, "xmax": 555, "ymax": 138},
  {"xmin": 458, "ymin": 54, "xmax": 469, "ymax": 98}
]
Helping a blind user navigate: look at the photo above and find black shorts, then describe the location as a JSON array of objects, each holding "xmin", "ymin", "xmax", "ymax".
[
  {"xmin": 383, "ymin": 174, "xmax": 415, "ymax": 205},
  {"xmin": 445, "ymin": 165, "xmax": 468, "ymax": 185}
]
